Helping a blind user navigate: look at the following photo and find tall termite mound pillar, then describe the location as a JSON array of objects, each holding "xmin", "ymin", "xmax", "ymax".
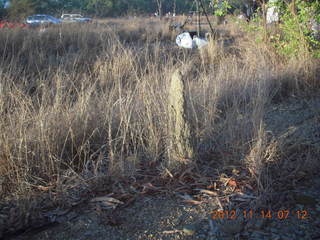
[{"xmin": 167, "ymin": 69, "xmax": 194, "ymax": 170}]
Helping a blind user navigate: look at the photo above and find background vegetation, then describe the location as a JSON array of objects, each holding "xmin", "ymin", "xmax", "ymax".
[{"xmin": 0, "ymin": 0, "xmax": 196, "ymax": 18}]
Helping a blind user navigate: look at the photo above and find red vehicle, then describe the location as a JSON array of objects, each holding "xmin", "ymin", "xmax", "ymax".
[{"xmin": 0, "ymin": 21, "xmax": 29, "ymax": 29}]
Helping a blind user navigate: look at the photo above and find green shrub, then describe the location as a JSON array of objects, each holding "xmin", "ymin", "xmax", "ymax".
[{"xmin": 271, "ymin": 0, "xmax": 320, "ymax": 58}]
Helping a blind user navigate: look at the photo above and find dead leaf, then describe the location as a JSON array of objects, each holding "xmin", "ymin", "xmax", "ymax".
[
  {"xmin": 183, "ymin": 199, "xmax": 203, "ymax": 205},
  {"xmin": 199, "ymin": 189, "xmax": 218, "ymax": 196},
  {"xmin": 142, "ymin": 183, "xmax": 161, "ymax": 191},
  {"xmin": 163, "ymin": 168, "xmax": 174, "ymax": 178},
  {"xmin": 36, "ymin": 185, "xmax": 52, "ymax": 191},
  {"xmin": 207, "ymin": 182, "xmax": 217, "ymax": 190},
  {"xmin": 227, "ymin": 179, "xmax": 237, "ymax": 187},
  {"xmin": 91, "ymin": 196, "xmax": 124, "ymax": 210},
  {"xmin": 91, "ymin": 196, "xmax": 124, "ymax": 205},
  {"xmin": 163, "ymin": 230, "xmax": 181, "ymax": 234},
  {"xmin": 232, "ymin": 169, "xmax": 240, "ymax": 175},
  {"xmin": 233, "ymin": 192, "xmax": 256, "ymax": 201}
]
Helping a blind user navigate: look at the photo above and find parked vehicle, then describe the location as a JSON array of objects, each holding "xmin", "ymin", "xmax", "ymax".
[
  {"xmin": 0, "ymin": 21, "xmax": 28, "ymax": 29},
  {"xmin": 26, "ymin": 15, "xmax": 61, "ymax": 26},
  {"xmin": 61, "ymin": 14, "xmax": 92, "ymax": 23}
]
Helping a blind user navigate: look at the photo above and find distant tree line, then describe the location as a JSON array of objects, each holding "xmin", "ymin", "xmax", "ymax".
[
  {"xmin": 0, "ymin": 0, "xmax": 200, "ymax": 20},
  {"xmin": 1, "ymin": 0, "xmax": 318, "ymax": 22}
]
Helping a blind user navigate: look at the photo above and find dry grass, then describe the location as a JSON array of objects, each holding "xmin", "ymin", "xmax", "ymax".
[{"xmin": 0, "ymin": 18, "xmax": 319, "ymax": 215}]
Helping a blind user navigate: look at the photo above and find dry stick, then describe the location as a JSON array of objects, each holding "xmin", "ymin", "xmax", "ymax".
[
  {"xmin": 199, "ymin": 0, "xmax": 215, "ymax": 36},
  {"xmin": 196, "ymin": 0, "xmax": 201, "ymax": 37},
  {"xmin": 262, "ymin": 0, "xmax": 268, "ymax": 43},
  {"xmin": 156, "ymin": 0, "xmax": 163, "ymax": 19}
]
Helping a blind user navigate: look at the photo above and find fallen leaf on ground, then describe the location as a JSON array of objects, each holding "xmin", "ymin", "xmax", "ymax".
[
  {"xmin": 142, "ymin": 183, "xmax": 161, "ymax": 192},
  {"xmin": 37, "ymin": 185, "xmax": 52, "ymax": 191},
  {"xmin": 207, "ymin": 182, "xmax": 217, "ymax": 190},
  {"xmin": 91, "ymin": 196, "xmax": 124, "ymax": 209},
  {"xmin": 163, "ymin": 230, "xmax": 181, "ymax": 234},
  {"xmin": 227, "ymin": 179, "xmax": 237, "ymax": 187},
  {"xmin": 232, "ymin": 192, "xmax": 256, "ymax": 201},
  {"xmin": 199, "ymin": 189, "xmax": 218, "ymax": 196},
  {"xmin": 183, "ymin": 199, "xmax": 203, "ymax": 205},
  {"xmin": 91, "ymin": 196, "xmax": 124, "ymax": 204}
]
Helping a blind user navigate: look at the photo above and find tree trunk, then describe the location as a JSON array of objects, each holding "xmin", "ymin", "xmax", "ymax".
[{"xmin": 156, "ymin": 0, "xmax": 162, "ymax": 19}]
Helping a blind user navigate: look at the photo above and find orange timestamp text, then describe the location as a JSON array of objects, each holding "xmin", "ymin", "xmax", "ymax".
[{"xmin": 211, "ymin": 209, "xmax": 308, "ymax": 220}]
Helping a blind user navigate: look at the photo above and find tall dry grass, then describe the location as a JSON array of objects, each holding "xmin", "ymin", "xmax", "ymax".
[{"xmin": 0, "ymin": 19, "xmax": 319, "ymax": 210}]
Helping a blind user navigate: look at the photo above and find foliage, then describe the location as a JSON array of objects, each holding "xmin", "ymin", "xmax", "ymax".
[
  {"xmin": 270, "ymin": 0, "xmax": 320, "ymax": 58},
  {"xmin": 86, "ymin": 0, "xmax": 113, "ymax": 17},
  {"xmin": 213, "ymin": 0, "xmax": 232, "ymax": 16},
  {"xmin": 8, "ymin": 0, "xmax": 35, "ymax": 19},
  {"xmin": 0, "ymin": 7, "xmax": 7, "ymax": 20},
  {"xmin": 241, "ymin": 0, "xmax": 320, "ymax": 59},
  {"xmin": 4, "ymin": 0, "xmax": 193, "ymax": 18}
]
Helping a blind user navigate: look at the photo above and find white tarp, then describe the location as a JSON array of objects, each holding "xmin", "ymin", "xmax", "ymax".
[
  {"xmin": 176, "ymin": 32, "xmax": 208, "ymax": 49},
  {"xmin": 176, "ymin": 32, "xmax": 195, "ymax": 49},
  {"xmin": 267, "ymin": 6, "xmax": 279, "ymax": 24},
  {"xmin": 267, "ymin": 0, "xmax": 279, "ymax": 24},
  {"xmin": 193, "ymin": 36, "xmax": 209, "ymax": 49}
]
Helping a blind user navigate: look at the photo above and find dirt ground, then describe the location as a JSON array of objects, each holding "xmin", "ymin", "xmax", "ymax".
[{"xmin": 16, "ymin": 183, "xmax": 320, "ymax": 240}]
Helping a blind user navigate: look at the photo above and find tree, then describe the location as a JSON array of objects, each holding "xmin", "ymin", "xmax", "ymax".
[
  {"xmin": 8, "ymin": 0, "xmax": 34, "ymax": 20},
  {"xmin": 0, "ymin": 0, "xmax": 7, "ymax": 19},
  {"xmin": 59, "ymin": 0, "xmax": 88, "ymax": 13},
  {"xmin": 86, "ymin": 0, "xmax": 113, "ymax": 17}
]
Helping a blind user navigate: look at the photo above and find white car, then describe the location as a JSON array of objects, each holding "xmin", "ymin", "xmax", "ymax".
[{"xmin": 61, "ymin": 14, "xmax": 92, "ymax": 23}]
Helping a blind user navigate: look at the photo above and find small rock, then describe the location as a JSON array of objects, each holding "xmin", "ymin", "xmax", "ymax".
[{"xmin": 183, "ymin": 224, "xmax": 197, "ymax": 235}]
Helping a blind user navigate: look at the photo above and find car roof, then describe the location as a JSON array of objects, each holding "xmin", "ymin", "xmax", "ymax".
[{"xmin": 30, "ymin": 14, "xmax": 57, "ymax": 17}]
